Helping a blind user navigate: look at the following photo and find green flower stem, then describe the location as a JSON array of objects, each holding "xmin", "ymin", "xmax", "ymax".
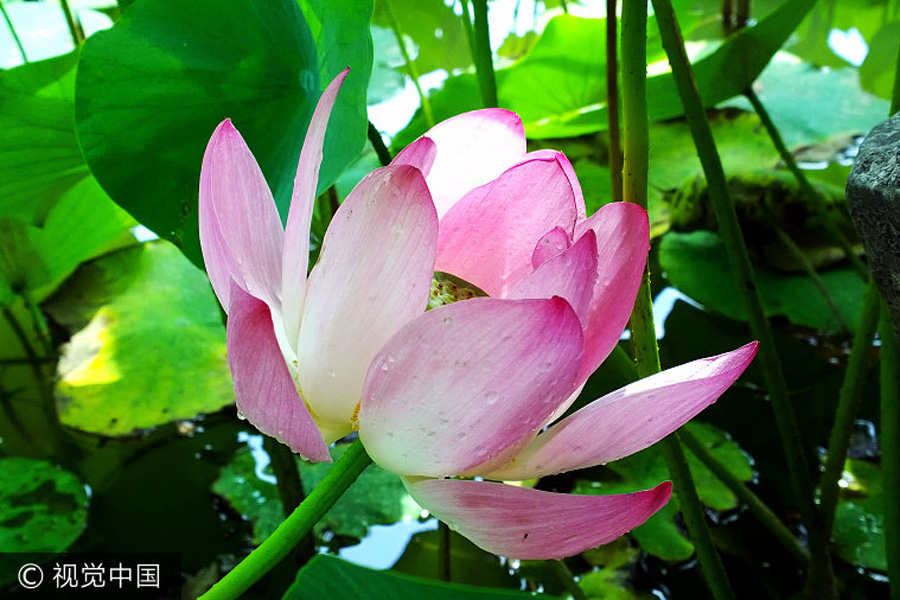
[
  {"xmin": 262, "ymin": 435, "xmax": 314, "ymax": 563},
  {"xmin": 367, "ymin": 121, "xmax": 393, "ymax": 167},
  {"xmin": 59, "ymin": 0, "xmax": 84, "ymax": 46},
  {"xmin": 744, "ymin": 89, "xmax": 868, "ymax": 279},
  {"xmin": 819, "ymin": 281, "xmax": 881, "ymax": 535},
  {"xmin": 438, "ymin": 521, "xmax": 451, "ymax": 581},
  {"xmin": 880, "ymin": 305, "xmax": 900, "ymax": 600},
  {"xmin": 471, "ymin": 0, "xmax": 498, "ymax": 108},
  {"xmin": 0, "ymin": 0, "xmax": 28, "ymax": 64},
  {"xmin": 605, "ymin": 0, "xmax": 622, "ymax": 203},
  {"xmin": 892, "ymin": 32, "xmax": 900, "ymax": 115},
  {"xmin": 680, "ymin": 428, "xmax": 810, "ymax": 566},
  {"xmin": 459, "ymin": 0, "xmax": 476, "ymax": 63},
  {"xmin": 621, "ymin": 4, "xmax": 735, "ymax": 599},
  {"xmin": 382, "ymin": 0, "xmax": 434, "ymax": 129},
  {"xmin": 200, "ymin": 440, "xmax": 372, "ymax": 600},
  {"xmin": 649, "ymin": 1, "xmax": 836, "ymax": 597}
]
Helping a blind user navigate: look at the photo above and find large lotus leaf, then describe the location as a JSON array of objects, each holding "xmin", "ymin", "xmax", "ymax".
[
  {"xmin": 393, "ymin": 0, "xmax": 814, "ymax": 145},
  {"xmin": 371, "ymin": 0, "xmax": 470, "ymax": 76},
  {"xmin": 790, "ymin": 0, "xmax": 888, "ymax": 68},
  {"xmin": 75, "ymin": 0, "xmax": 372, "ymax": 268},
  {"xmin": 284, "ymin": 554, "xmax": 555, "ymax": 600},
  {"xmin": 574, "ymin": 421, "xmax": 753, "ymax": 561},
  {"xmin": 722, "ymin": 53, "xmax": 890, "ymax": 148},
  {"xmin": 46, "ymin": 241, "xmax": 234, "ymax": 435},
  {"xmin": 659, "ymin": 230, "xmax": 867, "ymax": 333},
  {"xmin": 0, "ymin": 457, "xmax": 88, "ymax": 552},
  {"xmin": 212, "ymin": 442, "xmax": 421, "ymax": 544}
]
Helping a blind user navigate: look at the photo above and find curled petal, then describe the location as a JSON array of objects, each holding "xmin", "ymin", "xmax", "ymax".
[
  {"xmin": 282, "ymin": 69, "xmax": 349, "ymax": 348},
  {"xmin": 508, "ymin": 230, "xmax": 598, "ymax": 321},
  {"xmin": 435, "ymin": 156, "xmax": 579, "ymax": 297},
  {"xmin": 404, "ymin": 477, "xmax": 672, "ymax": 560},
  {"xmin": 484, "ymin": 342, "xmax": 759, "ymax": 480},
  {"xmin": 575, "ymin": 202, "xmax": 649, "ymax": 383},
  {"xmin": 392, "ymin": 136, "xmax": 437, "ymax": 177},
  {"xmin": 226, "ymin": 283, "xmax": 330, "ymax": 462},
  {"xmin": 527, "ymin": 150, "xmax": 585, "ymax": 221},
  {"xmin": 296, "ymin": 165, "xmax": 438, "ymax": 441},
  {"xmin": 532, "ymin": 227, "xmax": 571, "ymax": 268},
  {"xmin": 358, "ymin": 297, "xmax": 583, "ymax": 478},
  {"xmin": 199, "ymin": 120, "xmax": 284, "ymax": 311},
  {"xmin": 418, "ymin": 108, "xmax": 527, "ymax": 219}
]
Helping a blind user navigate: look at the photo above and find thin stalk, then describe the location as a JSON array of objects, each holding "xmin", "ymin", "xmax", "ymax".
[
  {"xmin": 745, "ymin": 89, "xmax": 868, "ymax": 280},
  {"xmin": 880, "ymin": 306, "xmax": 900, "ymax": 600},
  {"xmin": 438, "ymin": 521, "xmax": 451, "ymax": 581},
  {"xmin": 621, "ymin": 4, "xmax": 735, "ymax": 599},
  {"xmin": 22, "ymin": 290, "xmax": 54, "ymax": 358},
  {"xmin": 382, "ymin": 0, "xmax": 434, "ymax": 128},
  {"xmin": 605, "ymin": 0, "xmax": 623, "ymax": 203},
  {"xmin": 550, "ymin": 560, "xmax": 588, "ymax": 600},
  {"xmin": 680, "ymin": 428, "xmax": 810, "ymax": 566},
  {"xmin": 367, "ymin": 121, "xmax": 393, "ymax": 167},
  {"xmin": 819, "ymin": 281, "xmax": 881, "ymax": 534},
  {"xmin": 559, "ymin": 0, "xmax": 569, "ymax": 14},
  {"xmin": 59, "ymin": 0, "xmax": 84, "ymax": 45},
  {"xmin": 769, "ymin": 221, "xmax": 850, "ymax": 333},
  {"xmin": 459, "ymin": 0, "xmax": 476, "ymax": 61},
  {"xmin": 471, "ymin": 0, "xmax": 498, "ymax": 108},
  {"xmin": 2, "ymin": 307, "xmax": 54, "ymax": 408},
  {"xmin": 262, "ymin": 436, "xmax": 314, "ymax": 563},
  {"xmin": 200, "ymin": 440, "xmax": 372, "ymax": 600},
  {"xmin": 893, "ymin": 31, "xmax": 900, "ymax": 115},
  {"xmin": 0, "ymin": 0, "xmax": 28, "ymax": 64},
  {"xmin": 650, "ymin": 1, "xmax": 836, "ymax": 597}
]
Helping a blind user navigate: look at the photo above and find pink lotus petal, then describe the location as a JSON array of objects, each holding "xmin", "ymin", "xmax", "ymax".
[
  {"xmin": 484, "ymin": 343, "xmax": 759, "ymax": 480},
  {"xmin": 358, "ymin": 297, "xmax": 583, "ymax": 478},
  {"xmin": 226, "ymin": 283, "xmax": 330, "ymax": 462},
  {"xmin": 532, "ymin": 227, "xmax": 571, "ymax": 268},
  {"xmin": 281, "ymin": 69, "xmax": 349, "ymax": 349},
  {"xmin": 575, "ymin": 202, "xmax": 650, "ymax": 383},
  {"xmin": 199, "ymin": 120, "xmax": 284, "ymax": 311},
  {"xmin": 508, "ymin": 230, "xmax": 598, "ymax": 321},
  {"xmin": 295, "ymin": 165, "xmax": 438, "ymax": 441},
  {"xmin": 419, "ymin": 108, "xmax": 527, "ymax": 219},
  {"xmin": 392, "ymin": 136, "xmax": 437, "ymax": 177},
  {"xmin": 435, "ymin": 156, "xmax": 579, "ymax": 297},
  {"xmin": 404, "ymin": 477, "xmax": 672, "ymax": 559}
]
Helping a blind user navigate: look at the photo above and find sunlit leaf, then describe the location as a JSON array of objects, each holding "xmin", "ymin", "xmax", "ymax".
[
  {"xmin": 833, "ymin": 459, "xmax": 887, "ymax": 571},
  {"xmin": 46, "ymin": 241, "xmax": 234, "ymax": 435}
]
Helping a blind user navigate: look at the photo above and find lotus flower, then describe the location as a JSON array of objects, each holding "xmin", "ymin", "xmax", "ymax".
[
  {"xmin": 353, "ymin": 109, "xmax": 759, "ymax": 559},
  {"xmin": 199, "ymin": 69, "xmax": 439, "ymax": 461}
]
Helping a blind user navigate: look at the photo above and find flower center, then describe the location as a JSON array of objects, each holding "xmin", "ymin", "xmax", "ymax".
[{"xmin": 427, "ymin": 272, "xmax": 487, "ymax": 310}]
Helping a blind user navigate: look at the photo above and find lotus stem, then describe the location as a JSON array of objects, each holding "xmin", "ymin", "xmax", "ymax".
[
  {"xmin": 649, "ymin": 1, "xmax": 836, "ymax": 596},
  {"xmin": 605, "ymin": 0, "xmax": 623, "ymax": 203},
  {"xmin": 471, "ymin": 0, "xmax": 498, "ymax": 108},
  {"xmin": 621, "ymin": 3, "xmax": 735, "ymax": 599},
  {"xmin": 368, "ymin": 121, "xmax": 393, "ymax": 167},
  {"xmin": 0, "ymin": 0, "xmax": 27, "ymax": 63},
  {"xmin": 199, "ymin": 439, "xmax": 372, "ymax": 600},
  {"xmin": 880, "ymin": 306, "xmax": 900, "ymax": 600},
  {"xmin": 819, "ymin": 281, "xmax": 881, "ymax": 534},
  {"xmin": 382, "ymin": 0, "xmax": 434, "ymax": 128}
]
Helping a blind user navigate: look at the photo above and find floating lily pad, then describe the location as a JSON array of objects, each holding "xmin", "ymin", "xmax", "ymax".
[
  {"xmin": 574, "ymin": 421, "xmax": 754, "ymax": 561},
  {"xmin": 659, "ymin": 230, "xmax": 866, "ymax": 333},
  {"xmin": 46, "ymin": 241, "xmax": 234, "ymax": 435},
  {"xmin": 284, "ymin": 554, "xmax": 554, "ymax": 600},
  {"xmin": 0, "ymin": 457, "xmax": 88, "ymax": 552},
  {"xmin": 212, "ymin": 442, "xmax": 421, "ymax": 544}
]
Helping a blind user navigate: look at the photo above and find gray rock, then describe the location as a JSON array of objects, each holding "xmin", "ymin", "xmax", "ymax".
[{"xmin": 846, "ymin": 114, "xmax": 900, "ymax": 338}]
